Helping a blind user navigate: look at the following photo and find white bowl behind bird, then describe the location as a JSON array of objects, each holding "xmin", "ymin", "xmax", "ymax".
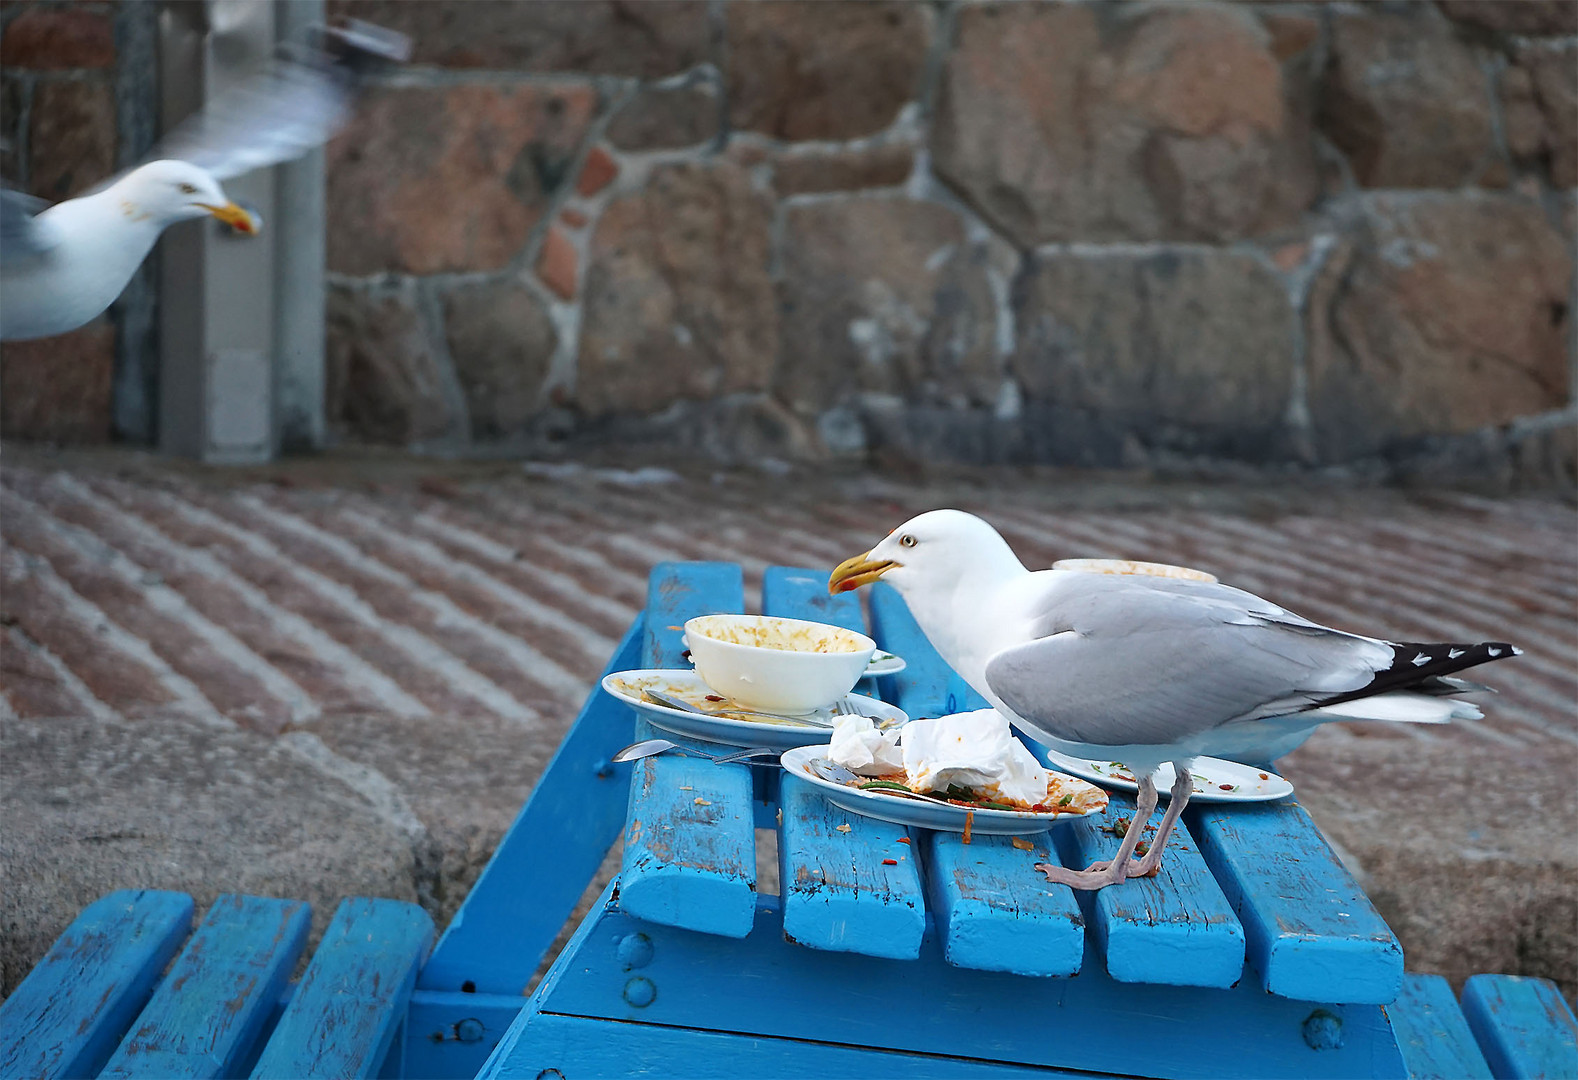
[{"xmin": 683, "ymin": 614, "xmax": 876, "ymax": 715}]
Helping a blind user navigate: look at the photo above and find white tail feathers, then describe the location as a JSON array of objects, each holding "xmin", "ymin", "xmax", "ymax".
[{"xmin": 1307, "ymin": 692, "xmax": 1483, "ymax": 725}]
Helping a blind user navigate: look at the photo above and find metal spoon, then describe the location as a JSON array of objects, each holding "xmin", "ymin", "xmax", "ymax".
[
  {"xmin": 808, "ymin": 758, "xmax": 963, "ymax": 808},
  {"xmin": 612, "ymin": 738, "xmax": 779, "ymax": 765}
]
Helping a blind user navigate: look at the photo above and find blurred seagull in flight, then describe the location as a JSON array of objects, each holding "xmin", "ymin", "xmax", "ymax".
[
  {"xmin": 829, "ymin": 509, "xmax": 1520, "ymax": 889},
  {"xmin": 0, "ymin": 17, "xmax": 409, "ymax": 342}
]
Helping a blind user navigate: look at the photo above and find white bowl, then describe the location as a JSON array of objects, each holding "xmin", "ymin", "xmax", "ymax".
[
  {"xmin": 683, "ymin": 614, "xmax": 876, "ymax": 715},
  {"xmin": 1053, "ymin": 558, "xmax": 1217, "ymax": 583}
]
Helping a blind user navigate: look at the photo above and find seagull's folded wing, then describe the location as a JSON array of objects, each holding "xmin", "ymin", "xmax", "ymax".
[{"xmin": 983, "ymin": 575, "xmax": 1392, "ymax": 746}]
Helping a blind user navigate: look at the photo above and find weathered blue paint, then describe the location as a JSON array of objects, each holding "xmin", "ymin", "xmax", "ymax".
[
  {"xmin": 761, "ymin": 565, "xmax": 865, "ymax": 631},
  {"xmin": 482, "ymin": 1011, "xmax": 1092, "ymax": 1079},
  {"xmin": 619, "ymin": 753, "xmax": 757, "ymax": 938},
  {"xmin": 778, "ymin": 773, "xmax": 926, "ymax": 958},
  {"xmin": 1055, "ymin": 794, "xmax": 1246, "ymax": 988},
  {"xmin": 1389, "ymin": 973, "xmax": 1493, "ymax": 1079},
  {"xmin": 0, "ymin": 890, "xmax": 193, "ymax": 1080},
  {"xmin": 924, "ymin": 830, "xmax": 1085, "ymax": 977},
  {"xmin": 1460, "ymin": 974, "xmax": 1578, "ymax": 1079},
  {"xmin": 644, "ymin": 560, "xmax": 744, "ymax": 667},
  {"xmin": 616, "ymin": 561, "xmax": 757, "ymax": 936},
  {"xmin": 100, "ymin": 893, "xmax": 309, "ymax": 1078},
  {"xmin": 1189, "ymin": 799, "xmax": 1404, "ymax": 1004},
  {"xmin": 491, "ymin": 891, "xmax": 1410, "ymax": 1079},
  {"xmin": 400, "ymin": 989, "xmax": 524, "ymax": 1080},
  {"xmin": 419, "ymin": 616, "xmax": 644, "ymax": 994},
  {"xmin": 251, "ymin": 899, "xmax": 434, "ymax": 1079}
]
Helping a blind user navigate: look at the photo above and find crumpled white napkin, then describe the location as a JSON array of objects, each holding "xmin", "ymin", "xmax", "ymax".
[
  {"xmin": 826, "ymin": 714, "xmax": 905, "ymax": 776},
  {"xmin": 900, "ymin": 709, "xmax": 1050, "ymax": 806}
]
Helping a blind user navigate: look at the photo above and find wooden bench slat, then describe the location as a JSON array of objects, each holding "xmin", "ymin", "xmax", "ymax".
[
  {"xmin": 761, "ymin": 566, "xmax": 864, "ymax": 632},
  {"xmin": 1189, "ymin": 799, "xmax": 1404, "ymax": 1004},
  {"xmin": 924, "ymin": 831, "xmax": 1085, "ymax": 977},
  {"xmin": 251, "ymin": 898, "xmax": 435, "ymax": 1080},
  {"xmin": 420, "ymin": 617, "xmax": 644, "ymax": 994},
  {"xmin": 778, "ymin": 773, "xmax": 925, "ymax": 958},
  {"xmin": 618, "ymin": 561, "xmax": 757, "ymax": 938},
  {"xmin": 1055, "ymin": 795, "xmax": 1246, "ymax": 988},
  {"xmin": 0, "ymin": 889, "xmax": 194, "ymax": 1080},
  {"xmin": 619, "ymin": 754, "xmax": 758, "ymax": 937},
  {"xmin": 100, "ymin": 894, "xmax": 309, "ymax": 1079},
  {"xmin": 1460, "ymin": 974, "xmax": 1578, "ymax": 1079},
  {"xmin": 1390, "ymin": 973, "xmax": 1493, "ymax": 1079}
]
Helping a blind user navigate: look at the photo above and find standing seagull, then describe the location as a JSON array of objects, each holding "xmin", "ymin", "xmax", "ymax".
[
  {"xmin": 0, "ymin": 18, "xmax": 408, "ymax": 342},
  {"xmin": 828, "ymin": 509, "xmax": 1520, "ymax": 889}
]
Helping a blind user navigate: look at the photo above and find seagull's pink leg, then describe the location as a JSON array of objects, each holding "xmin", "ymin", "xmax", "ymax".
[
  {"xmin": 1125, "ymin": 765, "xmax": 1192, "ymax": 879},
  {"xmin": 1036, "ymin": 774, "xmax": 1159, "ymax": 890}
]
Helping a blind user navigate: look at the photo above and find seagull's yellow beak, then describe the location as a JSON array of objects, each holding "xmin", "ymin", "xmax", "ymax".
[
  {"xmin": 828, "ymin": 552, "xmax": 897, "ymax": 595},
  {"xmin": 200, "ymin": 201, "xmax": 258, "ymax": 235}
]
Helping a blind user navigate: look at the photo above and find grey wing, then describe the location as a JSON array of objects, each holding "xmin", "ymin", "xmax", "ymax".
[
  {"xmin": 0, "ymin": 190, "xmax": 60, "ymax": 264},
  {"xmin": 149, "ymin": 21, "xmax": 409, "ymax": 181},
  {"xmin": 984, "ymin": 576, "xmax": 1392, "ymax": 746}
]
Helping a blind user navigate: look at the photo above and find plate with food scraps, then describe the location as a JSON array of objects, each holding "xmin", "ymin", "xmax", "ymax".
[
  {"xmin": 602, "ymin": 670, "xmax": 908, "ymax": 750},
  {"xmin": 865, "ymin": 650, "xmax": 907, "ymax": 677},
  {"xmin": 1043, "ymin": 750, "xmax": 1294, "ymax": 803},
  {"xmin": 781, "ymin": 745, "xmax": 1108, "ymax": 834}
]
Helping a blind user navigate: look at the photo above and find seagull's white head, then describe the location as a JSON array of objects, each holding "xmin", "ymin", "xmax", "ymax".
[
  {"xmin": 828, "ymin": 509, "xmax": 1026, "ymax": 598},
  {"xmin": 109, "ymin": 160, "xmax": 257, "ymax": 233}
]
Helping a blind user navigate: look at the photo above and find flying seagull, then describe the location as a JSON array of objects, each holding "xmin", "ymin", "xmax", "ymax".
[
  {"xmin": 828, "ymin": 509, "xmax": 1519, "ymax": 890},
  {"xmin": 0, "ymin": 18, "xmax": 409, "ymax": 342}
]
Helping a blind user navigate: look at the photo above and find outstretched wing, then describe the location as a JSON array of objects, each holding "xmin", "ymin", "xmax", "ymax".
[
  {"xmin": 0, "ymin": 189, "xmax": 64, "ymax": 270},
  {"xmin": 149, "ymin": 19, "xmax": 409, "ymax": 181}
]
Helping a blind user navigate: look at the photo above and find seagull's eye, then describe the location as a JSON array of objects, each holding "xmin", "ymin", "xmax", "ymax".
[
  {"xmin": 178, "ymin": 183, "xmax": 198, "ymax": 195},
  {"xmin": 900, "ymin": 534, "xmax": 917, "ymax": 548}
]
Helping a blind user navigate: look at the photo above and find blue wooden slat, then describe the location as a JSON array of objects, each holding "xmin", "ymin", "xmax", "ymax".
[
  {"xmin": 924, "ymin": 831, "xmax": 1085, "ymax": 977},
  {"xmin": 1189, "ymin": 799, "xmax": 1404, "ymax": 1004},
  {"xmin": 1054, "ymin": 794, "xmax": 1246, "ymax": 988},
  {"xmin": 618, "ymin": 561, "xmax": 757, "ymax": 937},
  {"xmin": 619, "ymin": 753, "xmax": 757, "ymax": 937},
  {"xmin": 421, "ymin": 616, "xmax": 643, "ymax": 994},
  {"xmin": 0, "ymin": 890, "xmax": 194, "ymax": 1080},
  {"xmin": 778, "ymin": 773, "xmax": 925, "ymax": 958},
  {"xmin": 761, "ymin": 565, "xmax": 865, "ymax": 632},
  {"xmin": 1460, "ymin": 974, "xmax": 1578, "ymax": 1079},
  {"xmin": 481, "ymin": 1011, "xmax": 1087, "ymax": 1079},
  {"xmin": 401, "ymin": 989, "xmax": 525, "ymax": 1080},
  {"xmin": 251, "ymin": 899, "xmax": 434, "ymax": 1080},
  {"xmin": 520, "ymin": 888, "xmax": 1411, "ymax": 1078},
  {"xmin": 101, "ymin": 894, "xmax": 310, "ymax": 1078},
  {"xmin": 1390, "ymin": 973, "xmax": 1493, "ymax": 1079}
]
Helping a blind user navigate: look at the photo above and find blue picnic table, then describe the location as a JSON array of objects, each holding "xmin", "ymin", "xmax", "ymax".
[{"xmin": 2, "ymin": 561, "xmax": 1574, "ymax": 1078}]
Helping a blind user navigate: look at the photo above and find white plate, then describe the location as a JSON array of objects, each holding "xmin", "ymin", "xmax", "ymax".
[
  {"xmin": 865, "ymin": 650, "xmax": 907, "ymax": 677},
  {"xmin": 781, "ymin": 746, "xmax": 1109, "ymax": 835},
  {"xmin": 1043, "ymin": 750, "xmax": 1294, "ymax": 803},
  {"xmin": 602, "ymin": 669, "xmax": 908, "ymax": 750}
]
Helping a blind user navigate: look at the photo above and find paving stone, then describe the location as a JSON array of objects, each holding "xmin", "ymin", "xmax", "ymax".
[
  {"xmin": 28, "ymin": 79, "xmax": 115, "ymax": 202},
  {"xmin": 327, "ymin": 83, "xmax": 597, "ymax": 275},
  {"xmin": 772, "ymin": 144, "xmax": 914, "ymax": 196},
  {"xmin": 325, "ymin": 0, "xmax": 710, "ymax": 77},
  {"xmin": 576, "ymin": 161, "xmax": 776, "ymax": 418},
  {"xmin": 0, "ymin": 7, "xmax": 114, "ymax": 69},
  {"xmin": 324, "ymin": 287, "xmax": 460, "ymax": 445},
  {"xmin": 726, "ymin": 0, "xmax": 928, "ymax": 142},
  {"xmin": 1437, "ymin": 0, "xmax": 1578, "ymax": 36},
  {"xmin": 1500, "ymin": 41, "xmax": 1578, "ymax": 189},
  {"xmin": 932, "ymin": 2, "xmax": 1316, "ymax": 243},
  {"xmin": 0, "ymin": 710, "xmax": 418, "ymax": 998},
  {"xmin": 1308, "ymin": 195, "xmax": 1572, "ymax": 462},
  {"xmin": 441, "ymin": 277, "xmax": 558, "ymax": 441},
  {"xmin": 0, "ymin": 320, "xmax": 116, "ymax": 443},
  {"xmin": 1319, "ymin": 10, "xmax": 1502, "ymax": 189},
  {"xmin": 1011, "ymin": 249, "xmax": 1298, "ymax": 464}
]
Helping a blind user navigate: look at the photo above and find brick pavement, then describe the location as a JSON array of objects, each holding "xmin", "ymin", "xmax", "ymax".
[{"xmin": 2, "ymin": 447, "xmax": 1574, "ymax": 998}]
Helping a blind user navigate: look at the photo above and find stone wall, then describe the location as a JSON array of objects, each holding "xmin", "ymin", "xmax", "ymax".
[
  {"xmin": 0, "ymin": 1, "xmax": 157, "ymax": 444},
  {"xmin": 3, "ymin": 1, "xmax": 1575, "ymax": 485}
]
